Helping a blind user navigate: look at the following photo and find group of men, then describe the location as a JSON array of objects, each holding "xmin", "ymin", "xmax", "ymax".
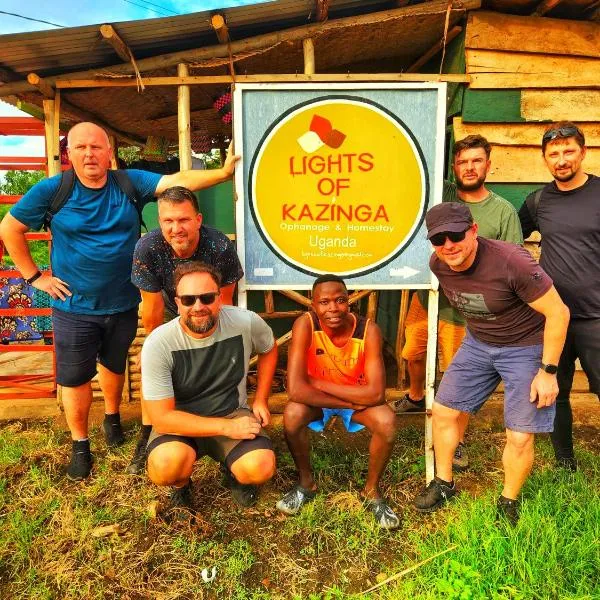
[{"xmin": 0, "ymin": 119, "xmax": 596, "ymax": 528}]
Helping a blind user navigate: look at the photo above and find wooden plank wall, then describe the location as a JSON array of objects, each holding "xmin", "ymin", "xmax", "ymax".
[{"xmin": 460, "ymin": 11, "xmax": 600, "ymax": 208}]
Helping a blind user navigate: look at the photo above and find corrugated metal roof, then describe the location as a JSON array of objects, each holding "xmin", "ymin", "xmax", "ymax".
[{"xmin": 0, "ymin": 0, "xmax": 392, "ymax": 77}]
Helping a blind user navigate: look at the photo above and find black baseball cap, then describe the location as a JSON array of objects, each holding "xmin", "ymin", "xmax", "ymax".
[{"xmin": 425, "ymin": 203, "xmax": 473, "ymax": 239}]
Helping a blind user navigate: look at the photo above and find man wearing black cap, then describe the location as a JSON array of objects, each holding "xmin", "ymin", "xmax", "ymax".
[
  {"xmin": 519, "ymin": 121, "xmax": 600, "ymax": 472},
  {"xmin": 413, "ymin": 202, "xmax": 569, "ymax": 523}
]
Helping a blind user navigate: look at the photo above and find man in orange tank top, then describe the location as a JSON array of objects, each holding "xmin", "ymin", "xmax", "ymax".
[{"xmin": 276, "ymin": 275, "xmax": 400, "ymax": 529}]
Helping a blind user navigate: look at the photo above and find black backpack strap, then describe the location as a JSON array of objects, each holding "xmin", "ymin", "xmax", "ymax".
[
  {"xmin": 111, "ymin": 170, "xmax": 147, "ymax": 232},
  {"xmin": 44, "ymin": 169, "xmax": 75, "ymax": 230},
  {"xmin": 525, "ymin": 188, "xmax": 543, "ymax": 231}
]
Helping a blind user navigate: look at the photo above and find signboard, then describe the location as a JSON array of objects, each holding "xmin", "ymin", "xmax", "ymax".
[{"xmin": 234, "ymin": 83, "xmax": 446, "ymax": 290}]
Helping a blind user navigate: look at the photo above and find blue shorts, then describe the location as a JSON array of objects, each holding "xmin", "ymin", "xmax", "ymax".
[
  {"xmin": 436, "ymin": 332, "xmax": 555, "ymax": 433},
  {"xmin": 53, "ymin": 307, "xmax": 138, "ymax": 387},
  {"xmin": 308, "ymin": 408, "xmax": 365, "ymax": 433}
]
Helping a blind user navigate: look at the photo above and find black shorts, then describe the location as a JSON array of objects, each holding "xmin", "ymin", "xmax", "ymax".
[
  {"xmin": 52, "ymin": 307, "xmax": 138, "ymax": 387},
  {"xmin": 146, "ymin": 408, "xmax": 273, "ymax": 470}
]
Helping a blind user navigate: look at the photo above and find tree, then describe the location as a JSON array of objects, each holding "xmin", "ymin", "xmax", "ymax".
[{"xmin": 0, "ymin": 170, "xmax": 45, "ymax": 195}]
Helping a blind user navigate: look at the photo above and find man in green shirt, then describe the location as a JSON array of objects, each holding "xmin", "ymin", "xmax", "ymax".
[{"xmin": 394, "ymin": 135, "xmax": 523, "ymax": 470}]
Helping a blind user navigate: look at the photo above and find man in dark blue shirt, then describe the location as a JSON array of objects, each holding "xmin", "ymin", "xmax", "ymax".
[{"xmin": 0, "ymin": 122, "xmax": 239, "ymax": 481}]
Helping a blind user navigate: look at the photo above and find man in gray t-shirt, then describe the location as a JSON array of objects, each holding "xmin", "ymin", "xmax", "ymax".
[{"xmin": 141, "ymin": 261, "xmax": 277, "ymax": 513}]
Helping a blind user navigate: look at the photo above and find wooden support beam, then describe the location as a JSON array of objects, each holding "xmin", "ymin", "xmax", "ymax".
[
  {"xmin": 100, "ymin": 24, "xmax": 132, "ymax": 62},
  {"xmin": 315, "ymin": 0, "xmax": 329, "ymax": 21},
  {"xmin": 407, "ymin": 25, "xmax": 462, "ymax": 73},
  {"xmin": 177, "ymin": 63, "xmax": 192, "ymax": 171},
  {"xmin": 303, "ymin": 38, "xmax": 315, "ymax": 75},
  {"xmin": 264, "ymin": 291, "xmax": 275, "ymax": 314},
  {"xmin": 42, "ymin": 98, "xmax": 61, "ymax": 176},
  {"xmin": 531, "ymin": 0, "xmax": 564, "ymax": 16},
  {"xmin": 0, "ymin": 0, "xmax": 481, "ymax": 97},
  {"xmin": 278, "ymin": 289, "xmax": 312, "ymax": 308},
  {"xmin": 53, "ymin": 73, "xmax": 470, "ymax": 89},
  {"xmin": 367, "ymin": 291, "xmax": 378, "ymax": 321},
  {"xmin": 27, "ymin": 73, "xmax": 55, "ymax": 99},
  {"xmin": 210, "ymin": 13, "xmax": 230, "ymax": 44}
]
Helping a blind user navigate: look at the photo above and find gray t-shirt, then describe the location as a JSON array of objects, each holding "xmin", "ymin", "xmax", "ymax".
[{"xmin": 141, "ymin": 305, "xmax": 275, "ymax": 416}]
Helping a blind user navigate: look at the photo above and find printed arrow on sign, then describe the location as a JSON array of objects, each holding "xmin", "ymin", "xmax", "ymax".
[{"xmin": 389, "ymin": 267, "xmax": 420, "ymax": 278}]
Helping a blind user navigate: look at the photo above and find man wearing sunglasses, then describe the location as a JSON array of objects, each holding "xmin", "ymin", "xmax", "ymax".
[
  {"xmin": 413, "ymin": 203, "xmax": 569, "ymax": 524},
  {"xmin": 519, "ymin": 121, "xmax": 600, "ymax": 472},
  {"xmin": 141, "ymin": 261, "xmax": 277, "ymax": 514},
  {"xmin": 127, "ymin": 186, "xmax": 243, "ymax": 474},
  {"xmin": 277, "ymin": 275, "xmax": 400, "ymax": 529},
  {"xmin": 397, "ymin": 135, "xmax": 523, "ymax": 472}
]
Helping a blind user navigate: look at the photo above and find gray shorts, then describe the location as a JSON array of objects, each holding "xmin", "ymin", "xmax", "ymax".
[
  {"xmin": 146, "ymin": 408, "xmax": 273, "ymax": 469},
  {"xmin": 436, "ymin": 332, "xmax": 555, "ymax": 433}
]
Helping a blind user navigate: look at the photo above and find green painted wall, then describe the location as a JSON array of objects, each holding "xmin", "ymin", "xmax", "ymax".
[
  {"xmin": 462, "ymin": 90, "xmax": 524, "ymax": 123},
  {"xmin": 488, "ymin": 183, "xmax": 541, "ymax": 210}
]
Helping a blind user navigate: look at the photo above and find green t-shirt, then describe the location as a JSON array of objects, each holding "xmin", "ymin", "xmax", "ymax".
[{"xmin": 418, "ymin": 182, "xmax": 524, "ymax": 324}]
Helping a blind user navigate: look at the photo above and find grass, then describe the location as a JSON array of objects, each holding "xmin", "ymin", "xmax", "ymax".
[{"xmin": 0, "ymin": 415, "xmax": 598, "ymax": 599}]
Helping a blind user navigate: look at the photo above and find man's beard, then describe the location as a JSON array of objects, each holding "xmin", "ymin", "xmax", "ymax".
[
  {"xmin": 553, "ymin": 168, "xmax": 577, "ymax": 183},
  {"xmin": 456, "ymin": 173, "xmax": 486, "ymax": 192},
  {"xmin": 185, "ymin": 312, "xmax": 216, "ymax": 333}
]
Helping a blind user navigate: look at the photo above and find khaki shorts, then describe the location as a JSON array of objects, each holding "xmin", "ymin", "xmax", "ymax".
[
  {"xmin": 401, "ymin": 294, "xmax": 466, "ymax": 370},
  {"xmin": 146, "ymin": 407, "xmax": 273, "ymax": 470}
]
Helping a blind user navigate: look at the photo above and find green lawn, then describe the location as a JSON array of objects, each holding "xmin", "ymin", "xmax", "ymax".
[{"xmin": 0, "ymin": 415, "xmax": 598, "ymax": 599}]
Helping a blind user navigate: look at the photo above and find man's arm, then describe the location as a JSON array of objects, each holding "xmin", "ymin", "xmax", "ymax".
[
  {"xmin": 527, "ymin": 286, "xmax": 570, "ymax": 407},
  {"xmin": 0, "ymin": 213, "xmax": 71, "ymax": 300},
  {"xmin": 252, "ymin": 343, "xmax": 278, "ymax": 427},
  {"xmin": 145, "ymin": 397, "xmax": 261, "ymax": 440},
  {"xmin": 140, "ymin": 290, "xmax": 165, "ymax": 332},
  {"xmin": 518, "ymin": 195, "xmax": 538, "ymax": 239},
  {"xmin": 286, "ymin": 315, "xmax": 358, "ymax": 409},
  {"xmin": 500, "ymin": 205, "xmax": 524, "ymax": 245},
  {"xmin": 154, "ymin": 142, "xmax": 240, "ymax": 196},
  {"xmin": 310, "ymin": 322, "xmax": 386, "ymax": 407},
  {"xmin": 221, "ymin": 282, "xmax": 236, "ymax": 305}
]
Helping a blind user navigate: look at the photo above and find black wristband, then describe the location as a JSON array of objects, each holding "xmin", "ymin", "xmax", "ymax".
[{"xmin": 25, "ymin": 270, "xmax": 42, "ymax": 285}]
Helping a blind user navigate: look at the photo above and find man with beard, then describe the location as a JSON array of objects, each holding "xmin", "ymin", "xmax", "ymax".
[
  {"xmin": 141, "ymin": 261, "xmax": 277, "ymax": 512},
  {"xmin": 277, "ymin": 275, "xmax": 400, "ymax": 529},
  {"xmin": 519, "ymin": 122, "xmax": 600, "ymax": 472},
  {"xmin": 127, "ymin": 186, "xmax": 243, "ymax": 474},
  {"xmin": 395, "ymin": 135, "xmax": 522, "ymax": 471}
]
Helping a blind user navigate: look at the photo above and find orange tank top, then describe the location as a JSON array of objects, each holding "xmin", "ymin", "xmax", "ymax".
[{"xmin": 306, "ymin": 312, "xmax": 369, "ymax": 385}]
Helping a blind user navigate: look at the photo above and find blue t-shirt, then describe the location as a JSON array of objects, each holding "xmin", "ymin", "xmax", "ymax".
[{"xmin": 10, "ymin": 169, "xmax": 161, "ymax": 315}]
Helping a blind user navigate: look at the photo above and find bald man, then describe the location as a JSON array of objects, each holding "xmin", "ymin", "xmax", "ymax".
[{"xmin": 0, "ymin": 122, "xmax": 239, "ymax": 481}]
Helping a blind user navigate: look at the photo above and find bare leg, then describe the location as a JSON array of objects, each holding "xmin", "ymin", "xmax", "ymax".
[
  {"xmin": 230, "ymin": 449, "xmax": 276, "ymax": 485},
  {"xmin": 502, "ymin": 429, "xmax": 534, "ymax": 499},
  {"xmin": 282, "ymin": 401, "xmax": 322, "ymax": 490},
  {"xmin": 457, "ymin": 412, "xmax": 470, "ymax": 444},
  {"xmin": 351, "ymin": 404, "xmax": 396, "ymax": 499},
  {"xmin": 97, "ymin": 363, "xmax": 124, "ymax": 414},
  {"xmin": 432, "ymin": 402, "xmax": 462, "ymax": 482},
  {"xmin": 407, "ymin": 359, "xmax": 426, "ymax": 400},
  {"xmin": 147, "ymin": 441, "xmax": 196, "ymax": 488},
  {"xmin": 61, "ymin": 382, "xmax": 94, "ymax": 439}
]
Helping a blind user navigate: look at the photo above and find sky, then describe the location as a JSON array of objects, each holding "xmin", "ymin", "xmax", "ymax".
[{"xmin": 0, "ymin": 0, "xmax": 268, "ymax": 162}]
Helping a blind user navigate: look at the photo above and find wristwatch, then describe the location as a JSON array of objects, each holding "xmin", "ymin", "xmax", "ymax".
[
  {"xmin": 24, "ymin": 270, "xmax": 42, "ymax": 285},
  {"xmin": 540, "ymin": 363, "xmax": 558, "ymax": 375}
]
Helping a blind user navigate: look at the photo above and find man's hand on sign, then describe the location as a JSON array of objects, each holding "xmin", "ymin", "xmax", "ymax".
[
  {"xmin": 33, "ymin": 273, "xmax": 71, "ymax": 301},
  {"xmin": 222, "ymin": 141, "xmax": 241, "ymax": 177}
]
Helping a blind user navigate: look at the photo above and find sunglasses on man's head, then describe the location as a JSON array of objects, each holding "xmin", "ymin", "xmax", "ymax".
[
  {"xmin": 429, "ymin": 229, "xmax": 469, "ymax": 247},
  {"xmin": 177, "ymin": 292, "xmax": 219, "ymax": 307},
  {"xmin": 542, "ymin": 126, "xmax": 579, "ymax": 144}
]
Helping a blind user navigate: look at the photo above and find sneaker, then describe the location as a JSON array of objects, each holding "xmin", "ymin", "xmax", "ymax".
[
  {"xmin": 66, "ymin": 442, "xmax": 94, "ymax": 481},
  {"xmin": 276, "ymin": 484, "xmax": 317, "ymax": 515},
  {"xmin": 166, "ymin": 482, "xmax": 194, "ymax": 521},
  {"xmin": 452, "ymin": 442, "xmax": 469, "ymax": 471},
  {"xmin": 103, "ymin": 416, "xmax": 125, "ymax": 448},
  {"xmin": 496, "ymin": 496, "xmax": 519, "ymax": 526},
  {"xmin": 125, "ymin": 437, "xmax": 148, "ymax": 475},
  {"xmin": 414, "ymin": 477, "xmax": 456, "ymax": 512},
  {"xmin": 392, "ymin": 394, "xmax": 425, "ymax": 414},
  {"xmin": 222, "ymin": 467, "xmax": 259, "ymax": 507},
  {"xmin": 364, "ymin": 498, "xmax": 401, "ymax": 530},
  {"xmin": 556, "ymin": 456, "xmax": 577, "ymax": 472}
]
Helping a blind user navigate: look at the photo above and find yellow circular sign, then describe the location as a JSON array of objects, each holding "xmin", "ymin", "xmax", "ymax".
[{"xmin": 250, "ymin": 97, "xmax": 427, "ymax": 276}]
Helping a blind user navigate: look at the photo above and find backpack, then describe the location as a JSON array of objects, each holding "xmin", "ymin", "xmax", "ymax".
[
  {"xmin": 525, "ymin": 188, "xmax": 544, "ymax": 230},
  {"xmin": 43, "ymin": 169, "xmax": 147, "ymax": 232}
]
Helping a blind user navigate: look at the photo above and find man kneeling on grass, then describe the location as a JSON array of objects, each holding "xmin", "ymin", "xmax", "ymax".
[
  {"xmin": 141, "ymin": 261, "xmax": 278, "ymax": 513},
  {"xmin": 276, "ymin": 275, "xmax": 400, "ymax": 529},
  {"xmin": 413, "ymin": 203, "xmax": 569, "ymax": 524}
]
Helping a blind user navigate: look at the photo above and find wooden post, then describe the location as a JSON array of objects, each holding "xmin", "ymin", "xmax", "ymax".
[
  {"xmin": 367, "ymin": 291, "xmax": 378, "ymax": 321},
  {"xmin": 42, "ymin": 98, "xmax": 61, "ymax": 176},
  {"xmin": 177, "ymin": 63, "xmax": 192, "ymax": 171},
  {"xmin": 395, "ymin": 290, "xmax": 410, "ymax": 388},
  {"xmin": 108, "ymin": 134, "xmax": 118, "ymax": 169},
  {"xmin": 425, "ymin": 289, "xmax": 439, "ymax": 483},
  {"xmin": 264, "ymin": 291, "xmax": 275, "ymax": 314},
  {"xmin": 303, "ymin": 38, "xmax": 315, "ymax": 75}
]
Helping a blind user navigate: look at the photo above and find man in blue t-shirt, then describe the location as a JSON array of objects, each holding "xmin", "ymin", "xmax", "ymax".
[{"xmin": 0, "ymin": 122, "xmax": 239, "ymax": 481}]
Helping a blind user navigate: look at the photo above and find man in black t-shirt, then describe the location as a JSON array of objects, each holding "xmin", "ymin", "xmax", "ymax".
[
  {"xmin": 518, "ymin": 122, "xmax": 600, "ymax": 472},
  {"xmin": 413, "ymin": 203, "xmax": 569, "ymax": 524},
  {"xmin": 127, "ymin": 186, "xmax": 243, "ymax": 474}
]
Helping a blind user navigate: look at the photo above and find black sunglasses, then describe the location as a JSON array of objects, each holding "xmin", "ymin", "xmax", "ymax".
[
  {"xmin": 177, "ymin": 292, "xmax": 219, "ymax": 307},
  {"xmin": 542, "ymin": 126, "xmax": 579, "ymax": 144},
  {"xmin": 429, "ymin": 229, "xmax": 469, "ymax": 247}
]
